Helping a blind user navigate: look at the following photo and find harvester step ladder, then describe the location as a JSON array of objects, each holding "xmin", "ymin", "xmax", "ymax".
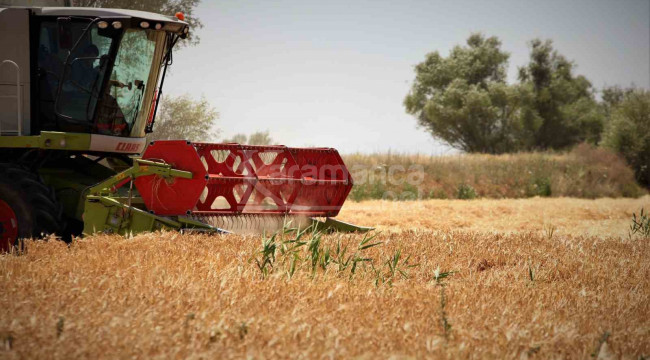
[{"xmin": 0, "ymin": 60, "xmax": 22, "ymax": 136}]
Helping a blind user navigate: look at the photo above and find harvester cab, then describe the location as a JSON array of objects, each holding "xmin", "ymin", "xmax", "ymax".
[
  {"xmin": 0, "ymin": 5, "xmax": 183, "ymax": 148},
  {"xmin": 0, "ymin": 3, "xmax": 368, "ymax": 251}
]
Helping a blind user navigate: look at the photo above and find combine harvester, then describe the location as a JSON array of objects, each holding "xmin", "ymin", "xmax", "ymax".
[{"xmin": 0, "ymin": 1, "xmax": 367, "ymax": 251}]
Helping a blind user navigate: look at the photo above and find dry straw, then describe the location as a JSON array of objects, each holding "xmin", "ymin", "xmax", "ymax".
[{"xmin": 1, "ymin": 197, "xmax": 649, "ymax": 359}]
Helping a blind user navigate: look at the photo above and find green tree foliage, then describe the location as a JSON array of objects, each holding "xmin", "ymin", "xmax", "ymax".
[
  {"xmin": 75, "ymin": 0, "xmax": 203, "ymax": 46},
  {"xmin": 601, "ymin": 85, "xmax": 637, "ymax": 121},
  {"xmin": 404, "ymin": 34, "xmax": 538, "ymax": 153},
  {"xmin": 223, "ymin": 131, "xmax": 275, "ymax": 145},
  {"xmin": 248, "ymin": 131, "xmax": 274, "ymax": 146},
  {"xmin": 147, "ymin": 94, "xmax": 219, "ymax": 142},
  {"xmin": 602, "ymin": 89, "xmax": 650, "ymax": 186},
  {"xmin": 223, "ymin": 133, "xmax": 248, "ymax": 144},
  {"xmin": 518, "ymin": 39, "xmax": 604, "ymax": 149},
  {"xmin": 404, "ymin": 34, "xmax": 541, "ymax": 153},
  {"xmin": 405, "ymin": 34, "xmax": 604, "ymax": 153}
]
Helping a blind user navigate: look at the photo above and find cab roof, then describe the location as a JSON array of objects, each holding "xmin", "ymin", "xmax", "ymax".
[{"xmin": 32, "ymin": 7, "xmax": 188, "ymax": 26}]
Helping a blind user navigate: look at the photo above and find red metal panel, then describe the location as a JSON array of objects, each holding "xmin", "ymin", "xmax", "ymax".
[{"xmin": 135, "ymin": 141, "xmax": 353, "ymax": 217}]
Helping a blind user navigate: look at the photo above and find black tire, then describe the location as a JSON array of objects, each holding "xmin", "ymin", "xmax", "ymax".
[
  {"xmin": 63, "ymin": 217, "xmax": 84, "ymax": 241},
  {"xmin": 0, "ymin": 163, "xmax": 65, "ymax": 252}
]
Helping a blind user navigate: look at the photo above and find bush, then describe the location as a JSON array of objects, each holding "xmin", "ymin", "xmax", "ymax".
[
  {"xmin": 428, "ymin": 189, "xmax": 449, "ymax": 199},
  {"xmin": 457, "ymin": 184, "xmax": 477, "ymax": 199},
  {"xmin": 527, "ymin": 176, "xmax": 552, "ymax": 197},
  {"xmin": 603, "ymin": 89, "xmax": 650, "ymax": 187},
  {"xmin": 350, "ymin": 181, "xmax": 388, "ymax": 201},
  {"xmin": 343, "ymin": 146, "xmax": 645, "ymax": 201}
]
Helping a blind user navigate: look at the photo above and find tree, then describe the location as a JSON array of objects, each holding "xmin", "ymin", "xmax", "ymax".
[
  {"xmin": 223, "ymin": 133, "xmax": 248, "ymax": 144},
  {"xmin": 518, "ymin": 39, "xmax": 604, "ymax": 148},
  {"xmin": 601, "ymin": 85, "xmax": 636, "ymax": 118},
  {"xmin": 74, "ymin": 0, "xmax": 203, "ymax": 46},
  {"xmin": 223, "ymin": 131, "xmax": 275, "ymax": 145},
  {"xmin": 404, "ymin": 34, "xmax": 539, "ymax": 153},
  {"xmin": 248, "ymin": 131, "xmax": 273, "ymax": 146},
  {"xmin": 602, "ymin": 89, "xmax": 650, "ymax": 187},
  {"xmin": 147, "ymin": 94, "xmax": 219, "ymax": 142},
  {"xmin": 405, "ymin": 35, "xmax": 605, "ymax": 153}
]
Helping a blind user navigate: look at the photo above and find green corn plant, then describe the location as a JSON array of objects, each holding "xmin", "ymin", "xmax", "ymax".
[
  {"xmin": 332, "ymin": 233, "xmax": 380, "ymax": 277},
  {"xmin": 590, "ymin": 331, "xmax": 610, "ymax": 358},
  {"xmin": 281, "ymin": 226, "xmax": 309, "ymax": 254},
  {"xmin": 358, "ymin": 232, "xmax": 382, "ymax": 251},
  {"xmin": 349, "ymin": 256, "xmax": 371, "ymax": 277},
  {"xmin": 307, "ymin": 231, "xmax": 323, "ymax": 274},
  {"xmin": 2, "ymin": 332, "xmax": 14, "ymax": 350},
  {"xmin": 355, "ymin": 233, "xmax": 382, "ymax": 277},
  {"xmin": 252, "ymin": 223, "xmax": 389, "ymax": 281},
  {"xmin": 544, "ymin": 223, "xmax": 556, "ymax": 240},
  {"xmin": 333, "ymin": 238, "xmax": 350, "ymax": 272},
  {"xmin": 56, "ymin": 316, "xmax": 65, "ymax": 338},
  {"xmin": 286, "ymin": 252, "xmax": 299, "ymax": 279},
  {"xmin": 183, "ymin": 313, "xmax": 195, "ymax": 342},
  {"xmin": 386, "ymin": 249, "xmax": 402, "ymax": 279},
  {"xmin": 279, "ymin": 222, "xmax": 311, "ymax": 279},
  {"xmin": 433, "ymin": 268, "xmax": 455, "ymax": 284},
  {"xmin": 321, "ymin": 247, "xmax": 331, "ymax": 271},
  {"xmin": 527, "ymin": 345, "xmax": 541, "ymax": 356},
  {"xmin": 253, "ymin": 233, "xmax": 278, "ymax": 279},
  {"xmin": 433, "ymin": 268, "xmax": 456, "ymax": 341},
  {"xmin": 282, "ymin": 236, "xmax": 306, "ymax": 280},
  {"xmin": 386, "ymin": 249, "xmax": 418, "ymax": 285},
  {"xmin": 370, "ymin": 262, "xmax": 386, "ymax": 287},
  {"xmin": 439, "ymin": 283, "xmax": 451, "ymax": 339},
  {"xmin": 630, "ymin": 208, "xmax": 650, "ymax": 239},
  {"xmin": 238, "ymin": 322, "xmax": 249, "ymax": 340},
  {"xmin": 304, "ymin": 229, "xmax": 336, "ymax": 274}
]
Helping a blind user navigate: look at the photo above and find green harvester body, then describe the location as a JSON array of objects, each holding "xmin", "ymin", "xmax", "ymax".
[{"xmin": 0, "ymin": 3, "xmax": 367, "ymax": 250}]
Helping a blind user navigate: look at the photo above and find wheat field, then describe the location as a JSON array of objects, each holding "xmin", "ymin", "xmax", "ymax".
[{"xmin": 1, "ymin": 196, "xmax": 649, "ymax": 359}]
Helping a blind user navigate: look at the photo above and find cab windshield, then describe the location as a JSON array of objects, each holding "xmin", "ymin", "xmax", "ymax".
[
  {"xmin": 95, "ymin": 29, "xmax": 166, "ymax": 137},
  {"xmin": 48, "ymin": 23, "xmax": 166, "ymax": 137}
]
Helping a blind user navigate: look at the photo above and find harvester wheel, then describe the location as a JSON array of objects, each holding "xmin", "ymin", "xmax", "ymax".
[{"xmin": 0, "ymin": 163, "xmax": 65, "ymax": 252}]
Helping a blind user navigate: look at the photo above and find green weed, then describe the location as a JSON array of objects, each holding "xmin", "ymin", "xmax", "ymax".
[
  {"xmin": 251, "ymin": 224, "xmax": 408, "ymax": 285},
  {"xmin": 433, "ymin": 268, "xmax": 456, "ymax": 341},
  {"xmin": 630, "ymin": 208, "xmax": 650, "ymax": 239}
]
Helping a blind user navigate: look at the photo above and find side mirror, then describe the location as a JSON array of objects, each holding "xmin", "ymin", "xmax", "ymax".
[{"xmin": 57, "ymin": 17, "xmax": 73, "ymax": 50}]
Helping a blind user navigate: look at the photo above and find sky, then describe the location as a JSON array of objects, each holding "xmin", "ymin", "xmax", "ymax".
[{"xmin": 163, "ymin": 0, "xmax": 650, "ymax": 154}]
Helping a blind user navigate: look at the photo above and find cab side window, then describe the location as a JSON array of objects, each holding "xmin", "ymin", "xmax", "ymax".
[
  {"xmin": 37, "ymin": 20, "xmax": 114, "ymax": 131},
  {"xmin": 37, "ymin": 22, "xmax": 63, "ymax": 129}
]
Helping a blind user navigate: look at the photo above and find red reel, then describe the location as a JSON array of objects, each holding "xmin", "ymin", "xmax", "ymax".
[
  {"xmin": 135, "ymin": 140, "xmax": 353, "ymax": 217},
  {"xmin": 134, "ymin": 140, "xmax": 208, "ymax": 215}
]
